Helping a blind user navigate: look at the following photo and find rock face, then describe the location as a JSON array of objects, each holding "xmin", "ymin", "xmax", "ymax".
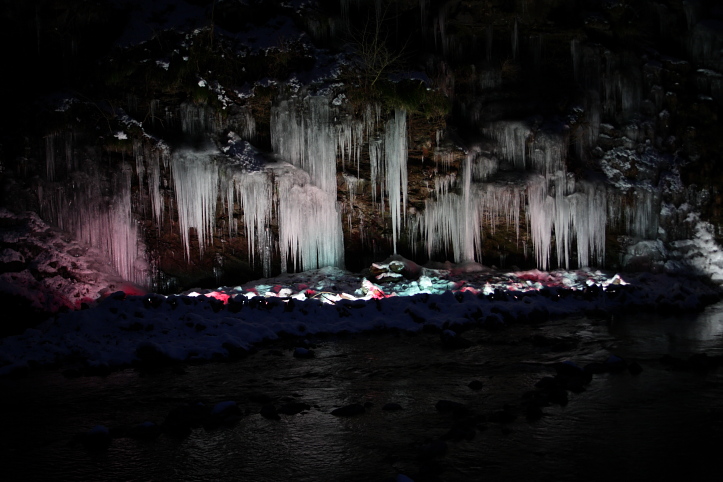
[{"xmin": 1, "ymin": 0, "xmax": 723, "ymax": 294}]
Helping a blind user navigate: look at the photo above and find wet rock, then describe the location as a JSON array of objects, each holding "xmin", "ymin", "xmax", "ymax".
[
  {"xmin": 331, "ymin": 403, "xmax": 365, "ymax": 417},
  {"xmin": 487, "ymin": 405, "xmax": 517, "ymax": 424},
  {"xmin": 222, "ymin": 341, "xmax": 249, "ymax": 359},
  {"xmin": 547, "ymin": 388, "xmax": 569, "ymax": 406},
  {"xmin": 605, "ymin": 355, "xmax": 628, "ymax": 373},
  {"xmin": 583, "ymin": 362, "xmax": 608, "ymax": 375},
  {"xmin": 534, "ymin": 377, "xmax": 558, "ymax": 390},
  {"xmin": 293, "ymin": 347, "xmax": 315, "ymax": 359},
  {"xmin": 162, "ymin": 402, "xmax": 209, "ymax": 437},
  {"xmin": 628, "ymin": 361, "xmax": 643, "ymax": 375},
  {"xmin": 524, "ymin": 402, "xmax": 545, "ymax": 421},
  {"xmin": 127, "ymin": 421, "xmax": 162, "ymax": 440},
  {"xmin": 435, "ymin": 400, "xmax": 469, "ymax": 416},
  {"xmin": 554, "ymin": 360, "xmax": 584, "ymax": 377},
  {"xmin": 468, "ymin": 380, "xmax": 484, "ymax": 390},
  {"xmin": 418, "ymin": 439, "xmax": 448, "ymax": 458},
  {"xmin": 248, "ymin": 392, "xmax": 273, "ymax": 404},
  {"xmin": 135, "ymin": 342, "xmax": 174, "ymax": 368},
  {"xmin": 440, "ymin": 330, "xmax": 472, "ymax": 349},
  {"xmin": 277, "ymin": 402, "xmax": 311, "ymax": 415},
  {"xmin": 689, "ymin": 353, "xmax": 716, "ymax": 371},
  {"xmin": 206, "ymin": 401, "xmax": 243, "ymax": 427},
  {"xmin": 382, "ymin": 402, "xmax": 404, "ymax": 411},
  {"xmin": 73, "ymin": 425, "xmax": 111, "ymax": 450},
  {"xmin": 440, "ymin": 421, "xmax": 476, "ymax": 441},
  {"xmin": 260, "ymin": 403, "xmax": 280, "ymax": 420}
]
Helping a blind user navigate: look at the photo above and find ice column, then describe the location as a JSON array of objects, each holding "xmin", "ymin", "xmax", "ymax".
[
  {"xmin": 271, "ymin": 96, "xmax": 337, "ymax": 196},
  {"xmin": 39, "ymin": 162, "xmax": 148, "ymax": 286},
  {"xmin": 275, "ymin": 165, "xmax": 344, "ymax": 272},
  {"xmin": 384, "ymin": 109, "xmax": 408, "ymax": 253},
  {"xmin": 270, "ymin": 95, "xmax": 345, "ymax": 271},
  {"xmin": 171, "ymin": 148, "xmax": 219, "ymax": 259}
]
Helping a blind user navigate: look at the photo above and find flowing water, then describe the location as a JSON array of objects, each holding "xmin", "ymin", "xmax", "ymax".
[{"xmin": 2, "ymin": 302, "xmax": 723, "ymax": 481}]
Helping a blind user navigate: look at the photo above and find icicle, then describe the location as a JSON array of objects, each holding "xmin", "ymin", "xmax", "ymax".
[
  {"xmin": 483, "ymin": 121, "xmax": 530, "ymax": 169},
  {"xmin": 420, "ymin": 0, "xmax": 429, "ymax": 29},
  {"xmin": 133, "ymin": 139, "xmax": 144, "ymax": 188},
  {"xmin": 369, "ymin": 137, "xmax": 383, "ymax": 206},
  {"xmin": 526, "ymin": 175, "xmax": 554, "ymax": 270},
  {"xmin": 271, "ymin": 96, "xmax": 337, "ymax": 196},
  {"xmin": 232, "ymin": 170, "xmax": 273, "ymax": 273},
  {"xmin": 571, "ymin": 39, "xmax": 580, "ymax": 83},
  {"xmin": 38, "ymin": 162, "xmax": 149, "ymax": 286},
  {"xmin": 179, "ymin": 103, "xmax": 223, "ymax": 138},
  {"xmin": 384, "ymin": 109, "xmax": 408, "ymax": 253},
  {"xmin": 434, "ymin": 173, "xmax": 456, "ymax": 198},
  {"xmin": 240, "ymin": 107, "xmax": 256, "ymax": 141},
  {"xmin": 148, "ymin": 147, "xmax": 165, "ymax": 226},
  {"xmin": 471, "ymin": 154, "xmax": 498, "ymax": 181},
  {"xmin": 571, "ymin": 181, "xmax": 607, "ymax": 267},
  {"xmin": 511, "ymin": 17, "xmax": 518, "ymax": 60},
  {"xmin": 149, "ymin": 99, "xmax": 160, "ymax": 127},
  {"xmin": 479, "ymin": 70, "xmax": 502, "ymax": 90},
  {"xmin": 476, "ymin": 182, "xmax": 525, "ymax": 241},
  {"xmin": 64, "ymin": 131, "xmax": 75, "ymax": 172},
  {"xmin": 486, "ymin": 25, "xmax": 493, "ymax": 62},
  {"xmin": 171, "ymin": 147, "xmax": 219, "ymax": 259},
  {"xmin": 274, "ymin": 164, "xmax": 344, "ymax": 272},
  {"xmin": 343, "ymin": 173, "xmax": 365, "ymax": 208},
  {"xmin": 45, "ymin": 133, "xmax": 56, "ymax": 181},
  {"xmin": 625, "ymin": 188, "xmax": 660, "ymax": 239}
]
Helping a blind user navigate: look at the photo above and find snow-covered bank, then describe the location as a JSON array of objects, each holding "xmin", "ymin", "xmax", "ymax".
[{"xmin": 1, "ymin": 262, "xmax": 719, "ymax": 377}]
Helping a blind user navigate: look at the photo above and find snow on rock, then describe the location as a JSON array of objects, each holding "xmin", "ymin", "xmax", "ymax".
[
  {"xmin": 668, "ymin": 215, "xmax": 723, "ymax": 282},
  {"xmin": 0, "ymin": 209, "xmax": 145, "ymax": 316},
  {"xmin": 0, "ymin": 255, "xmax": 719, "ymax": 376}
]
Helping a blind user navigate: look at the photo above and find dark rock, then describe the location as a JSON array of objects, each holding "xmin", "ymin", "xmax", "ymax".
[
  {"xmin": 127, "ymin": 421, "xmax": 162, "ymax": 440},
  {"xmin": 547, "ymin": 387, "xmax": 569, "ymax": 406},
  {"xmin": 382, "ymin": 402, "xmax": 404, "ymax": 411},
  {"xmin": 435, "ymin": 400, "xmax": 469, "ymax": 417},
  {"xmin": 440, "ymin": 329, "xmax": 473, "ymax": 349},
  {"xmin": 468, "ymin": 380, "xmax": 484, "ymax": 390},
  {"xmin": 535, "ymin": 376, "xmax": 559, "ymax": 390},
  {"xmin": 488, "ymin": 405, "xmax": 517, "ymax": 424},
  {"xmin": 554, "ymin": 360, "xmax": 584, "ymax": 377},
  {"xmin": 222, "ymin": 342, "xmax": 248, "ymax": 359},
  {"xmin": 418, "ymin": 439, "xmax": 448, "ymax": 458},
  {"xmin": 293, "ymin": 347, "xmax": 314, "ymax": 358},
  {"xmin": 689, "ymin": 353, "xmax": 714, "ymax": 371},
  {"xmin": 583, "ymin": 362, "xmax": 608, "ymax": 375},
  {"xmin": 135, "ymin": 342, "xmax": 174, "ymax": 367},
  {"xmin": 525, "ymin": 403, "xmax": 545, "ymax": 421},
  {"xmin": 277, "ymin": 402, "xmax": 311, "ymax": 415},
  {"xmin": 628, "ymin": 361, "xmax": 643, "ymax": 375},
  {"xmin": 331, "ymin": 403, "xmax": 365, "ymax": 417},
  {"xmin": 260, "ymin": 403, "xmax": 280, "ymax": 420},
  {"xmin": 248, "ymin": 392, "xmax": 273, "ymax": 404},
  {"xmin": 73, "ymin": 425, "xmax": 111, "ymax": 450},
  {"xmin": 162, "ymin": 402, "xmax": 209, "ymax": 437},
  {"xmin": 441, "ymin": 422, "xmax": 476, "ymax": 441},
  {"xmin": 605, "ymin": 355, "xmax": 628, "ymax": 373}
]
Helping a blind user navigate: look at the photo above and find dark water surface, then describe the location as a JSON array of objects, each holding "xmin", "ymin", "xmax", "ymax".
[{"xmin": 2, "ymin": 302, "xmax": 723, "ymax": 481}]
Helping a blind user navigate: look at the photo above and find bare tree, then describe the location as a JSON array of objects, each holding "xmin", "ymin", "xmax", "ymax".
[{"xmin": 347, "ymin": 3, "xmax": 407, "ymax": 92}]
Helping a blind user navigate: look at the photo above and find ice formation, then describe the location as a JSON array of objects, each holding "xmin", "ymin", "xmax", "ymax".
[
  {"xmin": 274, "ymin": 164, "xmax": 344, "ymax": 272},
  {"xmin": 384, "ymin": 109, "xmax": 408, "ymax": 253},
  {"xmin": 39, "ymin": 160, "xmax": 148, "ymax": 286},
  {"xmin": 271, "ymin": 96, "xmax": 338, "ymax": 196},
  {"xmin": 171, "ymin": 148, "xmax": 220, "ymax": 260}
]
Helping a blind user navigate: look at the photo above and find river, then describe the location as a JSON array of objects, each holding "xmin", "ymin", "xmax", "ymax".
[{"xmin": 2, "ymin": 302, "xmax": 722, "ymax": 481}]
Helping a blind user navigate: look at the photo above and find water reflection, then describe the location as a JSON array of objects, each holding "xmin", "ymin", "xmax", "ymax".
[{"xmin": 2, "ymin": 303, "xmax": 723, "ymax": 481}]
